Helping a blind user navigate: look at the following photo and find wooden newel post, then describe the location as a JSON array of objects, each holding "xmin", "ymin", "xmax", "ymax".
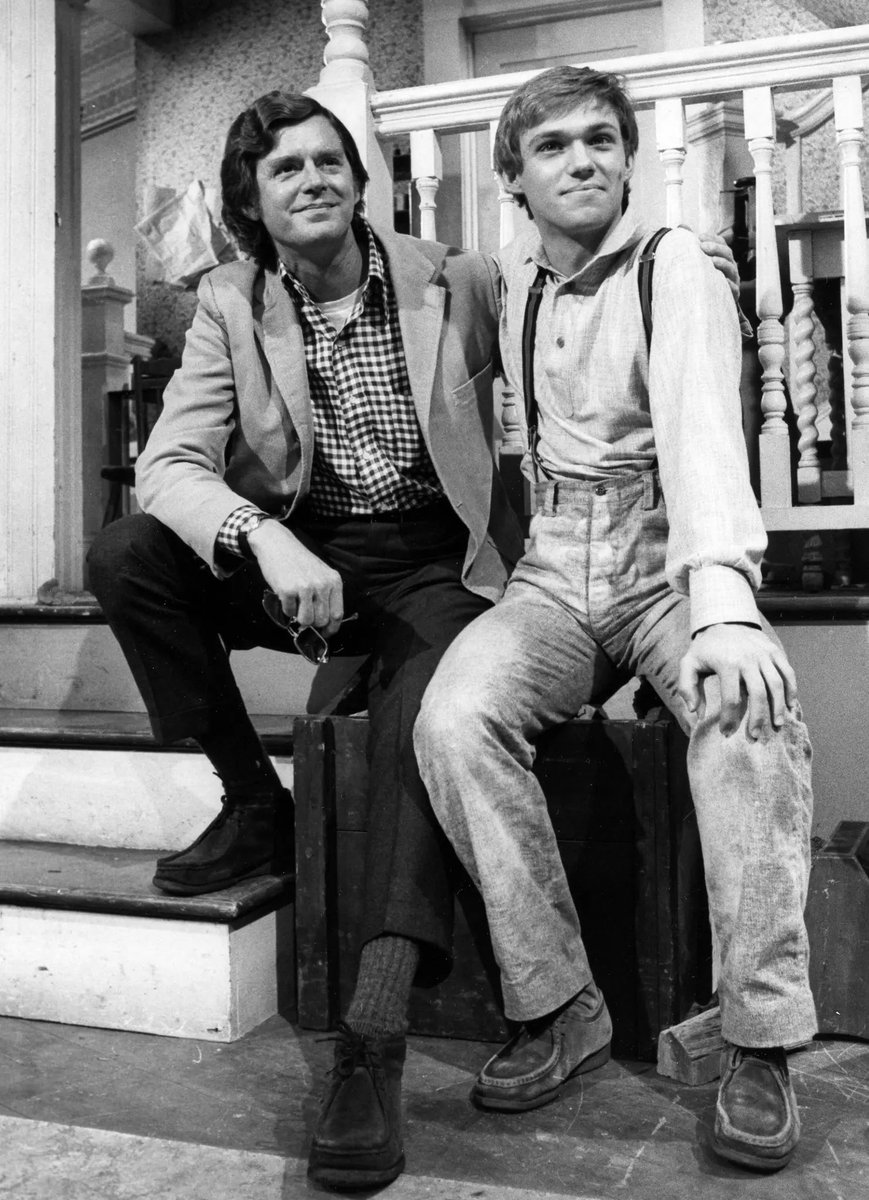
[
  {"xmin": 81, "ymin": 241, "xmax": 135, "ymax": 557},
  {"xmin": 307, "ymin": 1, "xmax": 393, "ymax": 227}
]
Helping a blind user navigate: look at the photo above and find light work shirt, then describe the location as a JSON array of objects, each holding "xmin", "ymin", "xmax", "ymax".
[{"xmin": 496, "ymin": 212, "xmax": 766, "ymax": 634}]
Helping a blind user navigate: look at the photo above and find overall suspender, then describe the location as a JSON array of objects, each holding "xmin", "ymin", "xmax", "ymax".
[{"xmin": 521, "ymin": 266, "xmax": 548, "ymax": 472}]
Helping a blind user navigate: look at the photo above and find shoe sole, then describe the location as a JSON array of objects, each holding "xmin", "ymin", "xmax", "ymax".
[
  {"xmin": 710, "ymin": 1123, "xmax": 796, "ymax": 1171},
  {"xmin": 308, "ymin": 1153, "xmax": 405, "ymax": 1190},
  {"xmin": 711, "ymin": 1132, "xmax": 797, "ymax": 1173},
  {"xmin": 152, "ymin": 860, "xmax": 291, "ymax": 895},
  {"xmin": 472, "ymin": 1042, "xmax": 611, "ymax": 1112}
]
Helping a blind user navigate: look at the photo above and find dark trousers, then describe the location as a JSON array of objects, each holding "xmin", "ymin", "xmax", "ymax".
[{"xmin": 87, "ymin": 505, "xmax": 491, "ymax": 986}]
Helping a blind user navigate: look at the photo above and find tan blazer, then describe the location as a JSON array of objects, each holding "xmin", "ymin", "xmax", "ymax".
[{"xmin": 136, "ymin": 227, "xmax": 524, "ymax": 603}]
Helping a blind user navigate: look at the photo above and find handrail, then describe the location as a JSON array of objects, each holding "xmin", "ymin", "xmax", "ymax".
[{"xmin": 371, "ymin": 24, "xmax": 869, "ymax": 135}]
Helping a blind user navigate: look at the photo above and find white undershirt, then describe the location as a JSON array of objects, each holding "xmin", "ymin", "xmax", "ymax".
[{"xmin": 316, "ymin": 283, "xmax": 366, "ymax": 333}]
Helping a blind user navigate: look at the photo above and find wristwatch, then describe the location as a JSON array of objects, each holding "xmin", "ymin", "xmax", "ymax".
[{"xmin": 237, "ymin": 510, "xmax": 271, "ymax": 560}]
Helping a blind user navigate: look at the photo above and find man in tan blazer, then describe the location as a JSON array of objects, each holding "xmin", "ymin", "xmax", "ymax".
[{"xmin": 88, "ymin": 91, "xmax": 523, "ymax": 1191}]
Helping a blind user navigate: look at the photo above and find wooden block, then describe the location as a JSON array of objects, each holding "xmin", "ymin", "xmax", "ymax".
[
  {"xmin": 293, "ymin": 714, "xmax": 712, "ymax": 1061},
  {"xmin": 805, "ymin": 820, "xmax": 869, "ymax": 1039},
  {"xmin": 657, "ymin": 1004, "xmax": 724, "ymax": 1085}
]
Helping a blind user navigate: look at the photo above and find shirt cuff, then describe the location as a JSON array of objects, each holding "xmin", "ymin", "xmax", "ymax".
[
  {"xmin": 689, "ymin": 565, "xmax": 761, "ymax": 635},
  {"xmin": 216, "ymin": 504, "xmax": 268, "ymax": 560}
]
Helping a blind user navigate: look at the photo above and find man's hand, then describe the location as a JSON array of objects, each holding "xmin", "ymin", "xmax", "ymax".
[
  {"xmin": 686, "ymin": 227, "xmax": 740, "ymax": 303},
  {"xmin": 678, "ymin": 624, "xmax": 798, "ymax": 739},
  {"xmin": 247, "ymin": 519, "xmax": 344, "ymax": 635}
]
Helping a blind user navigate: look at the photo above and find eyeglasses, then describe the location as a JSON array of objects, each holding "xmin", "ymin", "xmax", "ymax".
[{"xmin": 262, "ymin": 590, "xmax": 357, "ymax": 665}]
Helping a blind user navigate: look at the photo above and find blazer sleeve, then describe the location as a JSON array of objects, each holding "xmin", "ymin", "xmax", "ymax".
[{"xmin": 135, "ymin": 272, "xmax": 256, "ymax": 573}]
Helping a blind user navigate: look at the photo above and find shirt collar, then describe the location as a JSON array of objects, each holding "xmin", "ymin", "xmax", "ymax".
[
  {"xmin": 278, "ymin": 217, "xmax": 386, "ymax": 307},
  {"xmin": 525, "ymin": 210, "xmax": 648, "ymax": 285}
]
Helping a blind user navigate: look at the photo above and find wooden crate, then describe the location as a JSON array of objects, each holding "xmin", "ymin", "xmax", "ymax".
[
  {"xmin": 293, "ymin": 713, "xmax": 710, "ymax": 1061},
  {"xmin": 805, "ymin": 820, "xmax": 869, "ymax": 1040}
]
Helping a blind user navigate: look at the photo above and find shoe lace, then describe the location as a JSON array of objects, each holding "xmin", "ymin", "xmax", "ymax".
[{"xmin": 318, "ymin": 1020, "xmax": 381, "ymax": 1079}]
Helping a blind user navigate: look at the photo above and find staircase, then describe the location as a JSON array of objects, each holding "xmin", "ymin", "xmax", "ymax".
[{"xmin": 0, "ymin": 604, "xmax": 360, "ymax": 1042}]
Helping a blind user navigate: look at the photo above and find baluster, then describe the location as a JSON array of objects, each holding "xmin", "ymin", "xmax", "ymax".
[
  {"xmin": 410, "ymin": 129, "xmax": 441, "ymax": 242},
  {"xmin": 744, "ymin": 86, "xmax": 789, "ymax": 508},
  {"xmin": 655, "ymin": 97, "xmax": 686, "ymax": 227},
  {"xmin": 834, "ymin": 75, "xmax": 869, "ymax": 508},
  {"xmin": 319, "ymin": 0, "xmax": 371, "ymax": 83},
  {"xmin": 788, "ymin": 231, "xmax": 821, "ymax": 502},
  {"xmin": 490, "ymin": 119, "xmax": 516, "ymax": 250}
]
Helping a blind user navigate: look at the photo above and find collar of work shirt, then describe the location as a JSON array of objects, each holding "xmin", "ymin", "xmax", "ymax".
[{"xmin": 526, "ymin": 210, "xmax": 648, "ymax": 293}]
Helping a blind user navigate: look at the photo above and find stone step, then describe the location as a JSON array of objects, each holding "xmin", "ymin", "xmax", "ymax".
[
  {"xmin": 0, "ymin": 710, "xmax": 293, "ymax": 849},
  {"xmin": 0, "ymin": 840, "xmax": 295, "ymax": 1041}
]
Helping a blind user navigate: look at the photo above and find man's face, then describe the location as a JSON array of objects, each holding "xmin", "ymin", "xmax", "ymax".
[
  {"xmin": 252, "ymin": 116, "xmax": 361, "ymax": 262},
  {"xmin": 504, "ymin": 100, "xmax": 634, "ymax": 254}
]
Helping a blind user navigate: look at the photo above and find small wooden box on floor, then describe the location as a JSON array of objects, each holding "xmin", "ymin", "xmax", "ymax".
[
  {"xmin": 293, "ymin": 713, "xmax": 710, "ymax": 1061},
  {"xmin": 805, "ymin": 820, "xmax": 869, "ymax": 1040}
]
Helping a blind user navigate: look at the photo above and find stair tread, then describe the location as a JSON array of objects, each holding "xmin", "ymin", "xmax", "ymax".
[
  {"xmin": 0, "ymin": 709, "xmax": 293, "ymax": 751},
  {"xmin": 0, "ymin": 840, "xmax": 293, "ymax": 922}
]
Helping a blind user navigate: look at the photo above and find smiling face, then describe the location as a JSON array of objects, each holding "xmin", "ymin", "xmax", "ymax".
[
  {"xmin": 504, "ymin": 100, "xmax": 634, "ymax": 264},
  {"xmin": 252, "ymin": 115, "xmax": 361, "ymax": 264}
]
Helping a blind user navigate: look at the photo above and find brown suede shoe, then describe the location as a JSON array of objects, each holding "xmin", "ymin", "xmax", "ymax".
[
  {"xmin": 308, "ymin": 1022, "xmax": 406, "ymax": 1190},
  {"xmin": 153, "ymin": 787, "xmax": 293, "ymax": 895},
  {"xmin": 712, "ymin": 1044, "xmax": 800, "ymax": 1171},
  {"xmin": 471, "ymin": 989, "xmax": 612, "ymax": 1112}
]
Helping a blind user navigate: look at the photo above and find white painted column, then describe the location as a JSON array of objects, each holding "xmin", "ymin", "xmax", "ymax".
[
  {"xmin": 0, "ymin": 0, "xmax": 85, "ymax": 605},
  {"xmin": 1, "ymin": 4, "xmax": 56, "ymax": 602},
  {"xmin": 307, "ymin": 1, "xmax": 394, "ymax": 228}
]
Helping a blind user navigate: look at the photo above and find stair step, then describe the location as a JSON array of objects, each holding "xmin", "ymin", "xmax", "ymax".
[
  {"xmin": 0, "ymin": 839, "xmax": 292, "ymax": 920},
  {"xmin": 0, "ymin": 709, "xmax": 294, "ymax": 850},
  {"xmin": 0, "ymin": 841, "xmax": 295, "ymax": 1041},
  {"xmin": 0, "ymin": 708, "xmax": 293, "ymax": 750},
  {"xmin": 0, "ymin": 615, "xmax": 365, "ymax": 715}
]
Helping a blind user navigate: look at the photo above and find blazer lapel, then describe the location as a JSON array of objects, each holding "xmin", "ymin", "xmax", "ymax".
[
  {"xmin": 381, "ymin": 232, "xmax": 445, "ymax": 435},
  {"xmin": 256, "ymin": 269, "xmax": 314, "ymax": 481}
]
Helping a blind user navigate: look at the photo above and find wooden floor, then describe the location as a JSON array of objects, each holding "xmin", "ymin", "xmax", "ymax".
[{"xmin": 0, "ymin": 1012, "xmax": 867, "ymax": 1199}]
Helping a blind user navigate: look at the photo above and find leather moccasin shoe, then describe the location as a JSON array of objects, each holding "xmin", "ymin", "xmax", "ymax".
[
  {"xmin": 308, "ymin": 1021, "xmax": 406, "ymax": 1190},
  {"xmin": 153, "ymin": 787, "xmax": 294, "ymax": 896},
  {"xmin": 712, "ymin": 1044, "xmax": 800, "ymax": 1172},
  {"xmin": 472, "ymin": 989, "xmax": 612, "ymax": 1112}
]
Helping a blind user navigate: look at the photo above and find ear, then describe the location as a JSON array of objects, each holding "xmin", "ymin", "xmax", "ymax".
[
  {"xmin": 242, "ymin": 202, "xmax": 260, "ymax": 221},
  {"xmin": 624, "ymin": 151, "xmax": 636, "ymax": 182},
  {"xmin": 500, "ymin": 171, "xmax": 523, "ymax": 199}
]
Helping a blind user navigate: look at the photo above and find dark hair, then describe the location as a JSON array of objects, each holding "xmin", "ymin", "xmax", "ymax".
[
  {"xmin": 494, "ymin": 66, "xmax": 639, "ymax": 214},
  {"xmin": 220, "ymin": 91, "xmax": 369, "ymax": 270}
]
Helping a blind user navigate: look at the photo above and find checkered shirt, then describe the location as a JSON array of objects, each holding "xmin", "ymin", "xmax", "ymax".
[
  {"xmin": 286, "ymin": 221, "xmax": 441, "ymax": 516},
  {"xmin": 216, "ymin": 222, "xmax": 443, "ymax": 558}
]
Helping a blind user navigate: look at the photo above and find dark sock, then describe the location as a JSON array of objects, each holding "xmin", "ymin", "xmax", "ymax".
[
  {"xmin": 195, "ymin": 710, "xmax": 282, "ymax": 795},
  {"xmin": 345, "ymin": 934, "xmax": 420, "ymax": 1038}
]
